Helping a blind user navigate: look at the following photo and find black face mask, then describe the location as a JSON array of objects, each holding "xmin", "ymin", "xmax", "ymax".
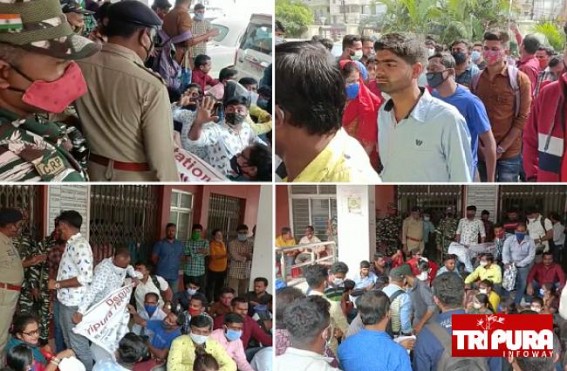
[
  {"xmin": 225, "ymin": 112, "xmax": 246, "ymax": 126},
  {"xmin": 452, "ymin": 52, "xmax": 468, "ymax": 65},
  {"xmin": 140, "ymin": 29, "xmax": 155, "ymax": 62},
  {"xmin": 230, "ymin": 155, "xmax": 242, "ymax": 175}
]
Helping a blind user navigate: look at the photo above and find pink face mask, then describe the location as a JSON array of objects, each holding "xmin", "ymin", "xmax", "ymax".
[
  {"xmin": 483, "ymin": 50, "xmax": 502, "ymax": 66},
  {"xmin": 9, "ymin": 62, "xmax": 87, "ymax": 114}
]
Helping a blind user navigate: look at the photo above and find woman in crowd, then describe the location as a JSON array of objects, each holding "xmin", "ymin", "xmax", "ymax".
[
  {"xmin": 339, "ymin": 60, "xmax": 382, "ymax": 171},
  {"xmin": 467, "ymin": 293, "xmax": 494, "ymax": 314},
  {"xmin": 4, "ymin": 343, "xmax": 75, "ymax": 371}
]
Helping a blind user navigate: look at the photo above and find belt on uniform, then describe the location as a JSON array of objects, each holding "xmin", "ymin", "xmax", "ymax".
[
  {"xmin": 0, "ymin": 282, "xmax": 22, "ymax": 291},
  {"xmin": 407, "ymin": 236, "xmax": 423, "ymax": 242},
  {"xmin": 90, "ymin": 154, "xmax": 150, "ymax": 172}
]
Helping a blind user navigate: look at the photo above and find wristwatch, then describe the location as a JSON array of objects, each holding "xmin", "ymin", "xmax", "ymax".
[{"xmin": 55, "ymin": 282, "xmax": 61, "ymax": 290}]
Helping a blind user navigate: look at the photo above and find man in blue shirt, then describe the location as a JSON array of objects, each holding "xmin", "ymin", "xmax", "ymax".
[
  {"xmin": 152, "ymin": 223, "xmax": 185, "ymax": 294},
  {"xmin": 428, "ymin": 52, "xmax": 497, "ymax": 182},
  {"xmin": 413, "ymin": 272, "xmax": 501, "ymax": 371},
  {"xmin": 338, "ymin": 290, "xmax": 412, "ymax": 371}
]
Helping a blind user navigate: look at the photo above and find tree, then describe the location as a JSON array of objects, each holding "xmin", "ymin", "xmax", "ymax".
[
  {"xmin": 275, "ymin": 0, "xmax": 314, "ymax": 38},
  {"xmin": 533, "ymin": 21, "xmax": 566, "ymax": 52}
]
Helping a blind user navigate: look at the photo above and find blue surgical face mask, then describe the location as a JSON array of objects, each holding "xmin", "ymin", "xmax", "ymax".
[
  {"xmin": 515, "ymin": 232, "xmax": 526, "ymax": 242},
  {"xmin": 144, "ymin": 304, "xmax": 157, "ymax": 317},
  {"xmin": 225, "ymin": 328, "xmax": 243, "ymax": 342},
  {"xmin": 471, "ymin": 50, "xmax": 481, "ymax": 63},
  {"xmin": 238, "ymin": 233, "xmax": 248, "ymax": 241},
  {"xmin": 187, "ymin": 288, "xmax": 197, "ymax": 296},
  {"xmin": 194, "ymin": 13, "xmax": 204, "ymax": 21},
  {"xmin": 345, "ymin": 82, "xmax": 360, "ymax": 100}
]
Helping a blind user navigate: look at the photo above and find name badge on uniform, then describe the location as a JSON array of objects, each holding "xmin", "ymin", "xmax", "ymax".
[{"xmin": 35, "ymin": 154, "xmax": 66, "ymax": 178}]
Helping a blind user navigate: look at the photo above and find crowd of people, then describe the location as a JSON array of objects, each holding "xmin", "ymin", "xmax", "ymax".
[
  {"xmin": 0, "ymin": 0, "xmax": 272, "ymax": 182},
  {"xmin": 275, "ymin": 203, "xmax": 567, "ymax": 370},
  {"xmin": 275, "ymin": 23, "xmax": 566, "ymax": 183},
  {"xmin": 0, "ymin": 208, "xmax": 273, "ymax": 371}
]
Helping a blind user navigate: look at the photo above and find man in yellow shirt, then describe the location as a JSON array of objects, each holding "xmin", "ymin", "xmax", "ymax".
[
  {"xmin": 275, "ymin": 41, "xmax": 381, "ymax": 183},
  {"xmin": 479, "ymin": 279, "xmax": 501, "ymax": 312},
  {"xmin": 168, "ymin": 314, "xmax": 236, "ymax": 371},
  {"xmin": 276, "ymin": 227, "xmax": 297, "ymax": 276},
  {"xmin": 464, "ymin": 253, "xmax": 502, "ymax": 286}
]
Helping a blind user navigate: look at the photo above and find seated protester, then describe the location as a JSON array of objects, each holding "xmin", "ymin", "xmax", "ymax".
[
  {"xmin": 187, "ymin": 81, "xmax": 265, "ymax": 178},
  {"xmin": 209, "ymin": 288, "xmax": 235, "ymax": 318},
  {"xmin": 493, "ymin": 224, "xmax": 506, "ymax": 265},
  {"xmin": 324, "ymin": 262, "xmax": 350, "ymax": 302},
  {"xmin": 179, "ymin": 293, "xmax": 212, "ymax": 334},
  {"xmin": 436, "ymin": 254, "xmax": 459, "ymax": 277},
  {"xmin": 352, "ymin": 260, "xmax": 377, "ymax": 291},
  {"xmin": 230, "ymin": 143, "xmax": 272, "ymax": 181},
  {"xmin": 132, "ymin": 293, "xmax": 167, "ymax": 337},
  {"xmin": 370, "ymin": 253, "xmax": 389, "ymax": 290},
  {"xmin": 338, "ymin": 291, "xmax": 412, "ymax": 371},
  {"xmin": 239, "ymin": 77, "xmax": 258, "ymax": 94},
  {"xmin": 193, "ymin": 348, "xmax": 220, "ymax": 371},
  {"xmin": 275, "ymin": 296, "xmax": 339, "ymax": 371},
  {"xmin": 244, "ymin": 278, "xmax": 273, "ymax": 318},
  {"xmin": 167, "ymin": 315, "xmax": 236, "ymax": 371},
  {"xmin": 133, "ymin": 262, "xmax": 172, "ymax": 311},
  {"xmin": 478, "ymin": 279, "xmax": 501, "ymax": 313},
  {"xmin": 6, "ymin": 315, "xmax": 76, "ymax": 370},
  {"xmin": 526, "ymin": 251, "xmax": 566, "ymax": 299},
  {"xmin": 5, "ymin": 344, "xmax": 76, "ymax": 371},
  {"xmin": 541, "ymin": 283, "xmax": 560, "ymax": 314},
  {"xmin": 210, "ymin": 313, "xmax": 254, "ymax": 371},
  {"xmin": 128, "ymin": 306, "xmax": 181, "ymax": 365},
  {"xmin": 207, "ymin": 67, "xmax": 239, "ymax": 101},
  {"xmin": 464, "ymin": 253, "xmax": 502, "ymax": 286},
  {"xmin": 467, "ymin": 293, "xmax": 494, "ymax": 314},
  {"xmin": 213, "ymin": 297, "xmax": 273, "ymax": 350},
  {"xmin": 95, "ymin": 333, "xmax": 148, "ymax": 371},
  {"xmin": 173, "ymin": 278, "xmax": 201, "ymax": 312},
  {"xmin": 275, "ymin": 41, "xmax": 381, "ymax": 183},
  {"xmin": 341, "ymin": 280, "xmax": 357, "ymax": 324},
  {"xmin": 192, "ymin": 54, "xmax": 220, "ymax": 92},
  {"xmin": 530, "ymin": 297, "xmax": 545, "ymax": 313},
  {"xmin": 406, "ymin": 250, "xmax": 423, "ymax": 277}
]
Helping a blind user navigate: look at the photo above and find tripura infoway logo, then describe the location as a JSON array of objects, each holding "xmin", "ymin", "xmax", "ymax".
[{"xmin": 452, "ymin": 314, "xmax": 554, "ymax": 358}]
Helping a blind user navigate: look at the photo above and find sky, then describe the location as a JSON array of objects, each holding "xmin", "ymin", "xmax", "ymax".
[{"xmin": 148, "ymin": 0, "xmax": 273, "ymax": 19}]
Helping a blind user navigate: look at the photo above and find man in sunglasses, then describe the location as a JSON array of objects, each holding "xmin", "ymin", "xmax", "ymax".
[{"xmin": 75, "ymin": 1, "xmax": 179, "ymax": 182}]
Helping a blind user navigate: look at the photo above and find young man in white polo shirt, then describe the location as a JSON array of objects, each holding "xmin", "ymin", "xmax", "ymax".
[{"xmin": 375, "ymin": 33, "xmax": 473, "ymax": 182}]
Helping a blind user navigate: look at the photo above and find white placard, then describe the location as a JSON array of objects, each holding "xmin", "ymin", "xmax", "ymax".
[
  {"xmin": 464, "ymin": 185, "xmax": 499, "ymax": 221},
  {"xmin": 46, "ymin": 186, "xmax": 90, "ymax": 240}
]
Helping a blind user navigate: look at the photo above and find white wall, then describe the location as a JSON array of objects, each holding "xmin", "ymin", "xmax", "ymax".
[{"xmin": 250, "ymin": 185, "xmax": 274, "ymax": 294}]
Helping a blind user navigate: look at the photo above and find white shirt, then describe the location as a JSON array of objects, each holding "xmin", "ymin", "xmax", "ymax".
[
  {"xmin": 527, "ymin": 215, "xmax": 553, "ymax": 251},
  {"xmin": 187, "ymin": 120, "xmax": 262, "ymax": 177},
  {"xmin": 134, "ymin": 274, "xmax": 169, "ymax": 311},
  {"xmin": 251, "ymin": 347, "xmax": 273, "ymax": 371},
  {"xmin": 553, "ymin": 222, "xmax": 565, "ymax": 246},
  {"xmin": 78, "ymin": 257, "xmax": 138, "ymax": 314},
  {"xmin": 456, "ymin": 218, "xmax": 486, "ymax": 246},
  {"xmin": 132, "ymin": 307, "xmax": 167, "ymax": 337},
  {"xmin": 57, "ymin": 233, "xmax": 94, "ymax": 307},
  {"xmin": 378, "ymin": 89, "xmax": 473, "ymax": 182},
  {"xmin": 275, "ymin": 347, "xmax": 339, "ymax": 371},
  {"xmin": 172, "ymin": 107, "xmax": 209, "ymax": 162}
]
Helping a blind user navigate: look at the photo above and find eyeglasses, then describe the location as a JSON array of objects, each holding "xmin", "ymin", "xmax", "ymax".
[{"xmin": 22, "ymin": 329, "xmax": 40, "ymax": 337}]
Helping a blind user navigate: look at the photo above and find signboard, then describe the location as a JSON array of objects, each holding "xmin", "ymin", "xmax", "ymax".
[
  {"xmin": 465, "ymin": 185, "xmax": 499, "ymax": 221},
  {"xmin": 174, "ymin": 148, "xmax": 225, "ymax": 182},
  {"xmin": 46, "ymin": 185, "xmax": 90, "ymax": 240}
]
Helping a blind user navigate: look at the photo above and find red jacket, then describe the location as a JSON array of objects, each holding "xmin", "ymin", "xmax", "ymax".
[
  {"xmin": 523, "ymin": 74, "xmax": 567, "ymax": 182},
  {"xmin": 213, "ymin": 313, "xmax": 273, "ymax": 348},
  {"xmin": 192, "ymin": 69, "xmax": 219, "ymax": 92},
  {"xmin": 527, "ymin": 262, "xmax": 566, "ymax": 288}
]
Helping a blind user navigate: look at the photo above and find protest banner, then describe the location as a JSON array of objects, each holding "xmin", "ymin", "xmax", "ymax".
[{"xmin": 174, "ymin": 147, "xmax": 225, "ymax": 182}]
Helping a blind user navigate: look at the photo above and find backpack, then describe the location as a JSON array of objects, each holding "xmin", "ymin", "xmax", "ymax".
[
  {"xmin": 471, "ymin": 65, "xmax": 521, "ymax": 118},
  {"xmin": 502, "ymin": 263, "xmax": 517, "ymax": 292},
  {"xmin": 150, "ymin": 29, "xmax": 193, "ymax": 91},
  {"xmin": 427, "ymin": 322, "xmax": 490, "ymax": 371},
  {"xmin": 385, "ymin": 289, "xmax": 406, "ymax": 338}
]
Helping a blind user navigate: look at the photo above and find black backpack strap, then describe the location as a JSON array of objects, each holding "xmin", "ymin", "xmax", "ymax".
[
  {"xmin": 150, "ymin": 275, "xmax": 162, "ymax": 292},
  {"xmin": 388, "ymin": 289, "xmax": 405, "ymax": 304}
]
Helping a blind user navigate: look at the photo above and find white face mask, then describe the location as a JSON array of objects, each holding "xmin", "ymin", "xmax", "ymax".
[
  {"xmin": 332, "ymin": 278, "xmax": 344, "ymax": 286},
  {"xmin": 190, "ymin": 333, "xmax": 208, "ymax": 345},
  {"xmin": 424, "ymin": 216, "xmax": 430, "ymax": 221},
  {"xmin": 479, "ymin": 288, "xmax": 488, "ymax": 295},
  {"xmin": 530, "ymin": 306, "xmax": 542, "ymax": 313},
  {"xmin": 427, "ymin": 48, "xmax": 435, "ymax": 57},
  {"xmin": 473, "ymin": 302, "xmax": 482, "ymax": 309},
  {"xmin": 187, "ymin": 288, "xmax": 197, "ymax": 296},
  {"xmin": 417, "ymin": 272, "xmax": 429, "ymax": 281},
  {"xmin": 479, "ymin": 261, "xmax": 488, "ymax": 267},
  {"xmin": 351, "ymin": 50, "xmax": 363, "ymax": 61}
]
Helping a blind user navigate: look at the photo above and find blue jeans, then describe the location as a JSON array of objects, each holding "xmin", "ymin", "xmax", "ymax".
[
  {"xmin": 54, "ymin": 301, "xmax": 66, "ymax": 353},
  {"xmin": 478, "ymin": 155, "xmax": 521, "ymax": 182},
  {"xmin": 513, "ymin": 264, "xmax": 533, "ymax": 305},
  {"xmin": 167, "ymin": 278, "xmax": 179, "ymax": 294},
  {"xmin": 58, "ymin": 301, "xmax": 93, "ymax": 371}
]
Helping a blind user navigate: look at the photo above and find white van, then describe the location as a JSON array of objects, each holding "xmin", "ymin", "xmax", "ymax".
[{"xmin": 234, "ymin": 13, "xmax": 272, "ymax": 81}]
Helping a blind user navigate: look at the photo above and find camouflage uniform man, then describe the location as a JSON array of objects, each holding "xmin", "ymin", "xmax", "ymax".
[
  {"xmin": 45, "ymin": 218, "xmax": 67, "ymax": 352},
  {"xmin": 376, "ymin": 202, "xmax": 402, "ymax": 256},
  {"xmin": 0, "ymin": 0, "xmax": 100, "ymax": 181},
  {"xmin": 435, "ymin": 206, "xmax": 459, "ymax": 259}
]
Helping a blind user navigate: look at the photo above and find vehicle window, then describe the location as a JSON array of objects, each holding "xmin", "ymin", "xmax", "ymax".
[
  {"xmin": 211, "ymin": 24, "xmax": 229, "ymax": 42},
  {"xmin": 239, "ymin": 22, "xmax": 272, "ymax": 55}
]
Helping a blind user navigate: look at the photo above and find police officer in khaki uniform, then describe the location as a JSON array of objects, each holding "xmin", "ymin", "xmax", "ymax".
[
  {"xmin": 75, "ymin": 1, "xmax": 179, "ymax": 181},
  {"xmin": 0, "ymin": 209, "xmax": 25, "ymax": 362},
  {"xmin": 0, "ymin": 0, "xmax": 100, "ymax": 182}
]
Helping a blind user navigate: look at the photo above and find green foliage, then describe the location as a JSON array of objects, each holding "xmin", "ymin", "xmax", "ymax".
[
  {"xmin": 533, "ymin": 21, "xmax": 566, "ymax": 52},
  {"xmin": 275, "ymin": 0, "xmax": 314, "ymax": 38}
]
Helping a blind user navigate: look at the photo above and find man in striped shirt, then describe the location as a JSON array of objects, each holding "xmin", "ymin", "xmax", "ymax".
[{"xmin": 190, "ymin": 3, "xmax": 213, "ymax": 60}]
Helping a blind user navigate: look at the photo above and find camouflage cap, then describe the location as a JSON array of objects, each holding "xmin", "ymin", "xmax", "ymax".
[
  {"xmin": 0, "ymin": 0, "xmax": 100, "ymax": 60},
  {"xmin": 61, "ymin": 0, "xmax": 95, "ymax": 15}
]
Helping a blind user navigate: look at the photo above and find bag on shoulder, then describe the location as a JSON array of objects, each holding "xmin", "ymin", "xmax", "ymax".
[
  {"xmin": 427, "ymin": 322, "xmax": 489, "ymax": 371},
  {"xmin": 385, "ymin": 289, "xmax": 406, "ymax": 338},
  {"xmin": 471, "ymin": 65, "xmax": 521, "ymax": 118},
  {"xmin": 150, "ymin": 30, "xmax": 193, "ymax": 91}
]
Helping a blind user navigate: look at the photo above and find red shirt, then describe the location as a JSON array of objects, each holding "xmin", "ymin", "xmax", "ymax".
[
  {"xmin": 527, "ymin": 262, "xmax": 566, "ymax": 288},
  {"xmin": 517, "ymin": 56, "xmax": 540, "ymax": 96},
  {"xmin": 213, "ymin": 313, "xmax": 272, "ymax": 348},
  {"xmin": 191, "ymin": 69, "xmax": 219, "ymax": 92}
]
